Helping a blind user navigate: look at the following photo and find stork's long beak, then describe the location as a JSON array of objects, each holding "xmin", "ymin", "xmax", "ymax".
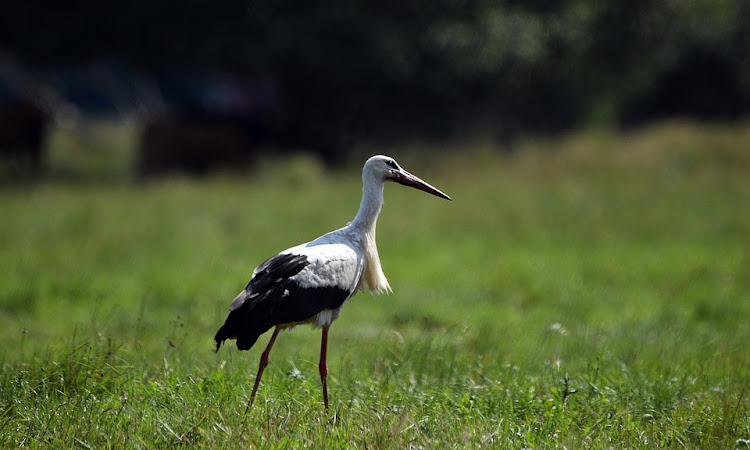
[{"xmin": 391, "ymin": 169, "xmax": 452, "ymax": 200}]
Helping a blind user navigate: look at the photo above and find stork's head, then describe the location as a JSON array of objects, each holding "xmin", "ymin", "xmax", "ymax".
[{"xmin": 364, "ymin": 155, "xmax": 451, "ymax": 200}]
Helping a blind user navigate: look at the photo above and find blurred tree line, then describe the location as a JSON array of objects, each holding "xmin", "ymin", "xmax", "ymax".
[{"xmin": 2, "ymin": 0, "xmax": 749, "ymax": 145}]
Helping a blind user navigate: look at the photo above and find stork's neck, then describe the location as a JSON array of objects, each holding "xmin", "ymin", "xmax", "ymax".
[
  {"xmin": 349, "ymin": 170, "xmax": 392, "ymax": 295},
  {"xmin": 350, "ymin": 173, "xmax": 384, "ymax": 233}
]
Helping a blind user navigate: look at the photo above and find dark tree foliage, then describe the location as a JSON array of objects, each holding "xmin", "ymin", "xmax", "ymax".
[{"xmin": 2, "ymin": 0, "xmax": 749, "ymax": 143}]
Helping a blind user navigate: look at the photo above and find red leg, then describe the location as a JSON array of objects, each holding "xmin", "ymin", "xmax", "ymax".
[
  {"xmin": 319, "ymin": 325, "xmax": 330, "ymax": 410},
  {"xmin": 246, "ymin": 327, "xmax": 281, "ymax": 413}
]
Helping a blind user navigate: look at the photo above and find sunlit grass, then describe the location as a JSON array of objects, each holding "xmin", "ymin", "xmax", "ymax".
[{"xmin": 1, "ymin": 120, "xmax": 749, "ymax": 447}]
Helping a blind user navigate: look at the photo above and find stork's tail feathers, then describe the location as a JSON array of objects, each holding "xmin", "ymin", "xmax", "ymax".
[
  {"xmin": 214, "ymin": 312, "xmax": 266, "ymax": 352},
  {"xmin": 213, "ymin": 324, "xmax": 234, "ymax": 353}
]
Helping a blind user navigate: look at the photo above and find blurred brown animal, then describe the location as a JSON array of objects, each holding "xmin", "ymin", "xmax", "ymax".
[
  {"xmin": 138, "ymin": 115, "xmax": 255, "ymax": 177},
  {"xmin": 0, "ymin": 101, "xmax": 48, "ymax": 176}
]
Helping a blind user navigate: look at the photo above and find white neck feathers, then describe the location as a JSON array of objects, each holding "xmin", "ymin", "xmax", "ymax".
[{"xmin": 351, "ymin": 171, "xmax": 391, "ymax": 295}]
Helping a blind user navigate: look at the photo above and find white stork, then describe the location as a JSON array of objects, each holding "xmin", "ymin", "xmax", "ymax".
[{"xmin": 214, "ymin": 155, "xmax": 451, "ymax": 410}]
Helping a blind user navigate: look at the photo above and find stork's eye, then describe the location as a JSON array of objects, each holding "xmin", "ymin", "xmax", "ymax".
[{"xmin": 385, "ymin": 160, "xmax": 398, "ymax": 169}]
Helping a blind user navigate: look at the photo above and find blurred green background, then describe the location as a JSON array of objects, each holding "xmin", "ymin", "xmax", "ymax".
[{"xmin": 1, "ymin": 1, "xmax": 749, "ymax": 447}]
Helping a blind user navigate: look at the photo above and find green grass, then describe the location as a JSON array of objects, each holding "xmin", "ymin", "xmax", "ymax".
[{"xmin": 1, "ymin": 120, "xmax": 749, "ymax": 447}]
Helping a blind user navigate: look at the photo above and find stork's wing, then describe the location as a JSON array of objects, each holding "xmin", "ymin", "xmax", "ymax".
[
  {"xmin": 228, "ymin": 252, "xmax": 309, "ymax": 311},
  {"xmin": 214, "ymin": 243, "xmax": 363, "ymax": 351}
]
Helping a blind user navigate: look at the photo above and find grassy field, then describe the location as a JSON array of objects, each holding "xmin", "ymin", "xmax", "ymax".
[{"xmin": 1, "ymin": 121, "xmax": 749, "ymax": 447}]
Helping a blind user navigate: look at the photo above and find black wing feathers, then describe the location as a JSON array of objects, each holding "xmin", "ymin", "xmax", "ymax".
[
  {"xmin": 214, "ymin": 253, "xmax": 350, "ymax": 351},
  {"xmin": 237, "ymin": 253, "xmax": 309, "ymax": 310}
]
